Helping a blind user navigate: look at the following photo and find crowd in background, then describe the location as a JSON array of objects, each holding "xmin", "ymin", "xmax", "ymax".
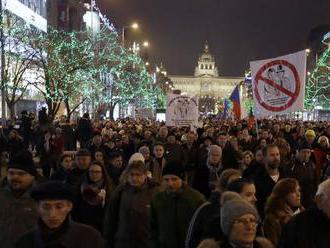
[{"xmin": 0, "ymin": 110, "xmax": 330, "ymax": 248}]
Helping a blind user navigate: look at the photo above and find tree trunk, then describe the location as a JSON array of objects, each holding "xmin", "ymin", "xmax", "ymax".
[
  {"xmin": 109, "ymin": 102, "xmax": 118, "ymax": 121},
  {"xmin": 46, "ymin": 100, "xmax": 61, "ymax": 123},
  {"xmin": 64, "ymin": 99, "xmax": 71, "ymax": 121},
  {"xmin": 7, "ymin": 102, "xmax": 15, "ymax": 122}
]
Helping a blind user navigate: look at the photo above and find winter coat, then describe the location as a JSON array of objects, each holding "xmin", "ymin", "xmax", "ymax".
[
  {"xmin": 106, "ymin": 165, "xmax": 126, "ymax": 187},
  {"xmin": 50, "ymin": 167, "xmax": 71, "ymax": 182},
  {"xmin": 185, "ymin": 192, "xmax": 222, "ymax": 248},
  {"xmin": 15, "ymin": 218, "xmax": 104, "ymax": 248},
  {"xmin": 285, "ymin": 159, "xmax": 318, "ymax": 208},
  {"xmin": 66, "ymin": 167, "xmax": 88, "ymax": 194},
  {"xmin": 280, "ymin": 207, "xmax": 330, "ymax": 248},
  {"xmin": 0, "ymin": 186, "xmax": 38, "ymax": 248},
  {"xmin": 242, "ymin": 160, "xmax": 264, "ymax": 179},
  {"xmin": 73, "ymin": 178, "xmax": 109, "ymax": 232},
  {"xmin": 219, "ymin": 237, "xmax": 274, "ymax": 248},
  {"xmin": 152, "ymin": 157, "xmax": 166, "ymax": 183},
  {"xmin": 104, "ymin": 180, "xmax": 160, "ymax": 248},
  {"xmin": 77, "ymin": 118, "xmax": 93, "ymax": 143},
  {"xmin": 263, "ymin": 206, "xmax": 303, "ymax": 247},
  {"xmin": 150, "ymin": 185, "xmax": 206, "ymax": 248},
  {"xmin": 253, "ymin": 167, "xmax": 286, "ymax": 218},
  {"xmin": 221, "ymin": 143, "xmax": 241, "ymax": 170},
  {"xmin": 193, "ymin": 162, "xmax": 223, "ymax": 198}
]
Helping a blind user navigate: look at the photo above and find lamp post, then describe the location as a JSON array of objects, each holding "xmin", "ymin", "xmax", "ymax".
[{"xmin": 121, "ymin": 22, "xmax": 138, "ymax": 48}]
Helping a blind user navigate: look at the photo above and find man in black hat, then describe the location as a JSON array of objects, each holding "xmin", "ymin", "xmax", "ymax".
[
  {"xmin": 150, "ymin": 162, "xmax": 205, "ymax": 248},
  {"xmin": 286, "ymin": 142, "xmax": 318, "ymax": 208},
  {"xmin": 0, "ymin": 152, "xmax": 38, "ymax": 248},
  {"xmin": 16, "ymin": 181, "xmax": 104, "ymax": 248}
]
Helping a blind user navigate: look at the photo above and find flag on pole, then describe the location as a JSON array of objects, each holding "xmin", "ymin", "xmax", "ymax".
[
  {"xmin": 223, "ymin": 98, "xmax": 229, "ymax": 119},
  {"xmin": 229, "ymin": 85, "xmax": 241, "ymax": 120}
]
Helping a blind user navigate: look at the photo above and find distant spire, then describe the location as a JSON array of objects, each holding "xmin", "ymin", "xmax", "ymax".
[{"xmin": 204, "ymin": 40, "xmax": 209, "ymax": 53}]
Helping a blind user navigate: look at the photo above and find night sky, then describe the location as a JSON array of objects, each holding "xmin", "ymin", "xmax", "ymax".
[{"xmin": 97, "ymin": 0, "xmax": 330, "ymax": 77}]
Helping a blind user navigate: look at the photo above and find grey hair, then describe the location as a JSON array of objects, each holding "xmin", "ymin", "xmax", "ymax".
[
  {"xmin": 208, "ymin": 145, "xmax": 222, "ymax": 157},
  {"xmin": 316, "ymin": 179, "xmax": 330, "ymax": 197},
  {"xmin": 138, "ymin": 146, "xmax": 150, "ymax": 153}
]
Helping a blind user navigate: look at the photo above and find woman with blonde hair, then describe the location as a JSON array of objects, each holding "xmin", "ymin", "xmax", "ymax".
[{"xmin": 263, "ymin": 178, "xmax": 304, "ymax": 246}]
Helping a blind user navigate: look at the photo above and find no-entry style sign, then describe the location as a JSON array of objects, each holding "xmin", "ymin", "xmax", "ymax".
[{"xmin": 250, "ymin": 50, "xmax": 306, "ymax": 117}]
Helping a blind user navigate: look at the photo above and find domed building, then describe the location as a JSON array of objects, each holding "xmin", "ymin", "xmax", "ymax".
[{"xmin": 169, "ymin": 41, "xmax": 244, "ymax": 113}]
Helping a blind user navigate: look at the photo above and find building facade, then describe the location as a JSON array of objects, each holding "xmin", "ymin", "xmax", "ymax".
[
  {"xmin": 47, "ymin": 0, "xmax": 85, "ymax": 31},
  {"xmin": 1, "ymin": 0, "xmax": 48, "ymax": 117},
  {"xmin": 169, "ymin": 42, "xmax": 244, "ymax": 113}
]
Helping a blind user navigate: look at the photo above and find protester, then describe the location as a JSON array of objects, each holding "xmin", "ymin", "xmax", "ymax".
[
  {"xmin": 185, "ymin": 169, "xmax": 241, "ymax": 248},
  {"xmin": 286, "ymin": 142, "xmax": 318, "ymax": 208},
  {"xmin": 77, "ymin": 113, "xmax": 93, "ymax": 149},
  {"xmin": 263, "ymin": 178, "xmax": 303, "ymax": 246},
  {"xmin": 220, "ymin": 197, "xmax": 273, "ymax": 248},
  {"xmin": 226, "ymin": 178, "xmax": 258, "ymax": 206},
  {"xmin": 194, "ymin": 145, "xmax": 223, "ymax": 198},
  {"xmin": 51, "ymin": 154, "xmax": 73, "ymax": 181},
  {"xmin": 107, "ymin": 152, "xmax": 125, "ymax": 187},
  {"xmin": 254, "ymin": 144, "xmax": 286, "ymax": 217},
  {"xmin": 104, "ymin": 161, "xmax": 160, "ymax": 248},
  {"xmin": 66, "ymin": 149, "xmax": 92, "ymax": 192},
  {"xmin": 280, "ymin": 179, "xmax": 330, "ymax": 248},
  {"xmin": 15, "ymin": 181, "xmax": 104, "ymax": 248},
  {"xmin": 150, "ymin": 163, "xmax": 205, "ymax": 248},
  {"xmin": 0, "ymin": 152, "xmax": 38, "ymax": 248},
  {"xmin": 73, "ymin": 161, "xmax": 112, "ymax": 232},
  {"xmin": 152, "ymin": 142, "xmax": 166, "ymax": 183}
]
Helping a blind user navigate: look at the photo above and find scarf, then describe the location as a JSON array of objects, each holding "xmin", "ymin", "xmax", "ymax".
[{"xmin": 80, "ymin": 178, "xmax": 105, "ymax": 206}]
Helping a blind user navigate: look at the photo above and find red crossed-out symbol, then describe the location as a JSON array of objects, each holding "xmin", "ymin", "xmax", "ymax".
[{"xmin": 254, "ymin": 60, "xmax": 300, "ymax": 112}]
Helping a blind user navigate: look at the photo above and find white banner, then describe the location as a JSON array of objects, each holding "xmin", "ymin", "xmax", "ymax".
[
  {"xmin": 166, "ymin": 94, "xmax": 199, "ymax": 127},
  {"xmin": 250, "ymin": 50, "xmax": 306, "ymax": 117}
]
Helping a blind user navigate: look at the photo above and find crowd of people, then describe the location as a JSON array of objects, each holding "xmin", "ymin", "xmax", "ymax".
[{"xmin": 0, "ymin": 111, "xmax": 330, "ymax": 248}]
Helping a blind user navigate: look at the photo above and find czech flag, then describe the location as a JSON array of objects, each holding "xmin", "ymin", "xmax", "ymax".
[{"xmin": 229, "ymin": 85, "xmax": 241, "ymax": 120}]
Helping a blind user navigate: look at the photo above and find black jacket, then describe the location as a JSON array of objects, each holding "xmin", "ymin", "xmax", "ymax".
[
  {"xmin": 193, "ymin": 162, "xmax": 223, "ymax": 198},
  {"xmin": 15, "ymin": 218, "xmax": 104, "ymax": 248},
  {"xmin": 280, "ymin": 207, "xmax": 330, "ymax": 248},
  {"xmin": 104, "ymin": 180, "xmax": 160, "ymax": 248},
  {"xmin": 185, "ymin": 192, "xmax": 222, "ymax": 248},
  {"xmin": 253, "ymin": 167, "xmax": 286, "ymax": 218}
]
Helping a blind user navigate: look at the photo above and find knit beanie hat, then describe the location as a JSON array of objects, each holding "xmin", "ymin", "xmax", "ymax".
[
  {"xmin": 8, "ymin": 151, "xmax": 37, "ymax": 176},
  {"xmin": 162, "ymin": 162, "xmax": 185, "ymax": 180},
  {"xmin": 220, "ymin": 199, "xmax": 259, "ymax": 236}
]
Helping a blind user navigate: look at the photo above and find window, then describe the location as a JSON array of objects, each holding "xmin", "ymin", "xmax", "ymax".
[{"xmin": 201, "ymin": 64, "xmax": 204, "ymax": 69}]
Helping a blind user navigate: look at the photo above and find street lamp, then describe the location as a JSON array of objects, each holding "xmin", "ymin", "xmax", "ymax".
[
  {"xmin": 122, "ymin": 22, "xmax": 139, "ymax": 47},
  {"xmin": 143, "ymin": 41, "xmax": 149, "ymax": 47}
]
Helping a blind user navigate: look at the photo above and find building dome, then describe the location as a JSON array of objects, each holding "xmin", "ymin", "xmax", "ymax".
[
  {"xmin": 194, "ymin": 41, "xmax": 219, "ymax": 77},
  {"xmin": 199, "ymin": 42, "xmax": 215, "ymax": 62}
]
